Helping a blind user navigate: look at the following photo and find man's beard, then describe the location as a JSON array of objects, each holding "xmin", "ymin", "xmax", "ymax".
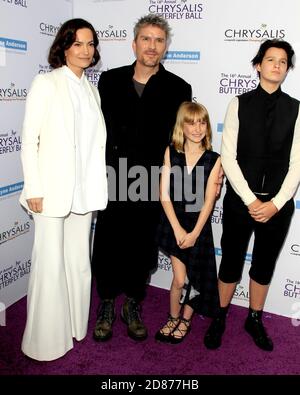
[{"xmin": 139, "ymin": 54, "xmax": 160, "ymax": 68}]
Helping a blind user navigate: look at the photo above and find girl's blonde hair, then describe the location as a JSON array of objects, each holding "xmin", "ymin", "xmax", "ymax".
[{"xmin": 171, "ymin": 101, "xmax": 213, "ymax": 153}]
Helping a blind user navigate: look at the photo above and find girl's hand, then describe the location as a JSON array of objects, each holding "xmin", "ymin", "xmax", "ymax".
[
  {"xmin": 179, "ymin": 232, "xmax": 198, "ymax": 249},
  {"xmin": 27, "ymin": 197, "xmax": 43, "ymax": 213},
  {"xmin": 174, "ymin": 226, "xmax": 187, "ymax": 247}
]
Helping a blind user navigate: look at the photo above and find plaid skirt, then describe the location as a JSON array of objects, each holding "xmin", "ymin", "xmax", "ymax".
[{"xmin": 156, "ymin": 208, "xmax": 220, "ymax": 318}]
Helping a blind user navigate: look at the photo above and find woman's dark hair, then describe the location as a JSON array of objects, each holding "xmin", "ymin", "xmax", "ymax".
[
  {"xmin": 48, "ymin": 18, "xmax": 100, "ymax": 69},
  {"xmin": 251, "ymin": 39, "xmax": 295, "ymax": 75}
]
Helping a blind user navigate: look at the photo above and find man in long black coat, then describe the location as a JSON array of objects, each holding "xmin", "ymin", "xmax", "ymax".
[{"xmin": 92, "ymin": 14, "xmax": 192, "ymax": 342}]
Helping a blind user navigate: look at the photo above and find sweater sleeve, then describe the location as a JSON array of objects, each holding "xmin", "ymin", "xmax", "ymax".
[
  {"xmin": 272, "ymin": 105, "xmax": 300, "ymax": 210},
  {"xmin": 221, "ymin": 96, "xmax": 257, "ymax": 206}
]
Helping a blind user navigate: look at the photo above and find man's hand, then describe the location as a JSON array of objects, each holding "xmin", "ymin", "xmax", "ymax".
[{"xmin": 215, "ymin": 166, "xmax": 224, "ymax": 198}]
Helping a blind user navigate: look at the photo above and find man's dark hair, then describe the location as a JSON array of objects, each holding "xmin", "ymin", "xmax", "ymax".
[{"xmin": 48, "ymin": 18, "xmax": 100, "ymax": 69}]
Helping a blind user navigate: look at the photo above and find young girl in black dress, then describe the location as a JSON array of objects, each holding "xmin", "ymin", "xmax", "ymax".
[{"xmin": 155, "ymin": 101, "xmax": 221, "ymax": 344}]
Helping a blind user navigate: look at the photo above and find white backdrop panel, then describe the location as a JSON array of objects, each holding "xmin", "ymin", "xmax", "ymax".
[
  {"xmin": 0, "ymin": 0, "xmax": 72, "ymax": 309},
  {"xmin": 0, "ymin": 0, "xmax": 299, "ymax": 318},
  {"xmin": 73, "ymin": 0, "xmax": 300, "ymax": 318}
]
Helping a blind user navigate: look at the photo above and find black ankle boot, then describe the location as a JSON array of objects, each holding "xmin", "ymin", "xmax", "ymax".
[
  {"xmin": 204, "ymin": 306, "xmax": 228, "ymax": 350},
  {"xmin": 93, "ymin": 299, "xmax": 116, "ymax": 342},
  {"xmin": 244, "ymin": 308, "xmax": 273, "ymax": 351},
  {"xmin": 121, "ymin": 298, "xmax": 148, "ymax": 341}
]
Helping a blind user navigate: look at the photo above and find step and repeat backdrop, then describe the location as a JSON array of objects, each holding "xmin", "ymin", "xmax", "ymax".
[
  {"xmin": 0, "ymin": 0, "xmax": 72, "ymax": 309},
  {"xmin": 1, "ymin": 0, "xmax": 300, "ymax": 319}
]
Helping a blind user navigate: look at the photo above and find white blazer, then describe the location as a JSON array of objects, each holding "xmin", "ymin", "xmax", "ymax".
[{"xmin": 19, "ymin": 67, "xmax": 108, "ymax": 217}]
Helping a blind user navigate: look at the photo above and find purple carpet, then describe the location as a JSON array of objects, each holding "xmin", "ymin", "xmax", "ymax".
[{"xmin": 1, "ymin": 281, "xmax": 300, "ymax": 375}]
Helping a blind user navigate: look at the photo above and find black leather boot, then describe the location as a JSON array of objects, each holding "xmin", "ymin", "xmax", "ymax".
[
  {"xmin": 121, "ymin": 297, "xmax": 148, "ymax": 341},
  {"xmin": 244, "ymin": 308, "xmax": 273, "ymax": 351},
  {"xmin": 204, "ymin": 305, "xmax": 228, "ymax": 350},
  {"xmin": 93, "ymin": 299, "xmax": 116, "ymax": 342}
]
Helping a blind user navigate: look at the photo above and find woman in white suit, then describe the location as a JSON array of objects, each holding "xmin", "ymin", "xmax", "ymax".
[{"xmin": 19, "ymin": 18, "xmax": 108, "ymax": 361}]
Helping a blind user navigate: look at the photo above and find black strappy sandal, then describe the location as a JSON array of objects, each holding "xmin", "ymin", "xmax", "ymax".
[
  {"xmin": 155, "ymin": 314, "xmax": 180, "ymax": 343},
  {"xmin": 169, "ymin": 317, "xmax": 191, "ymax": 344}
]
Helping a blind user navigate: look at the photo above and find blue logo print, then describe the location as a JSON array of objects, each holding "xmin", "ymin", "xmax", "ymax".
[
  {"xmin": 0, "ymin": 37, "xmax": 27, "ymax": 52},
  {"xmin": 164, "ymin": 51, "xmax": 200, "ymax": 61},
  {"xmin": 217, "ymin": 123, "xmax": 224, "ymax": 133},
  {"xmin": 0, "ymin": 182, "xmax": 24, "ymax": 197}
]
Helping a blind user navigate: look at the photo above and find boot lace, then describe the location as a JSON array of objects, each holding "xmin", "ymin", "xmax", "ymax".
[
  {"xmin": 97, "ymin": 300, "xmax": 114, "ymax": 323},
  {"xmin": 127, "ymin": 299, "xmax": 141, "ymax": 322}
]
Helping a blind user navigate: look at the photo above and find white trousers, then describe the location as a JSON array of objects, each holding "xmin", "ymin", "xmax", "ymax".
[{"xmin": 21, "ymin": 212, "xmax": 92, "ymax": 361}]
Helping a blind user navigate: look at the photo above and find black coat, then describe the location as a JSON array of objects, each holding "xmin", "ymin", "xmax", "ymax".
[
  {"xmin": 99, "ymin": 62, "xmax": 192, "ymax": 169},
  {"xmin": 93, "ymin": 62, "xmax": 192, "ymax": 275}
]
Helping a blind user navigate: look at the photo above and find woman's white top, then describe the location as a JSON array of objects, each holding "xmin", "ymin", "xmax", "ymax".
[{"xmin": 63, "ymin": 66, "xmax": 102, "ymax": 214}]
